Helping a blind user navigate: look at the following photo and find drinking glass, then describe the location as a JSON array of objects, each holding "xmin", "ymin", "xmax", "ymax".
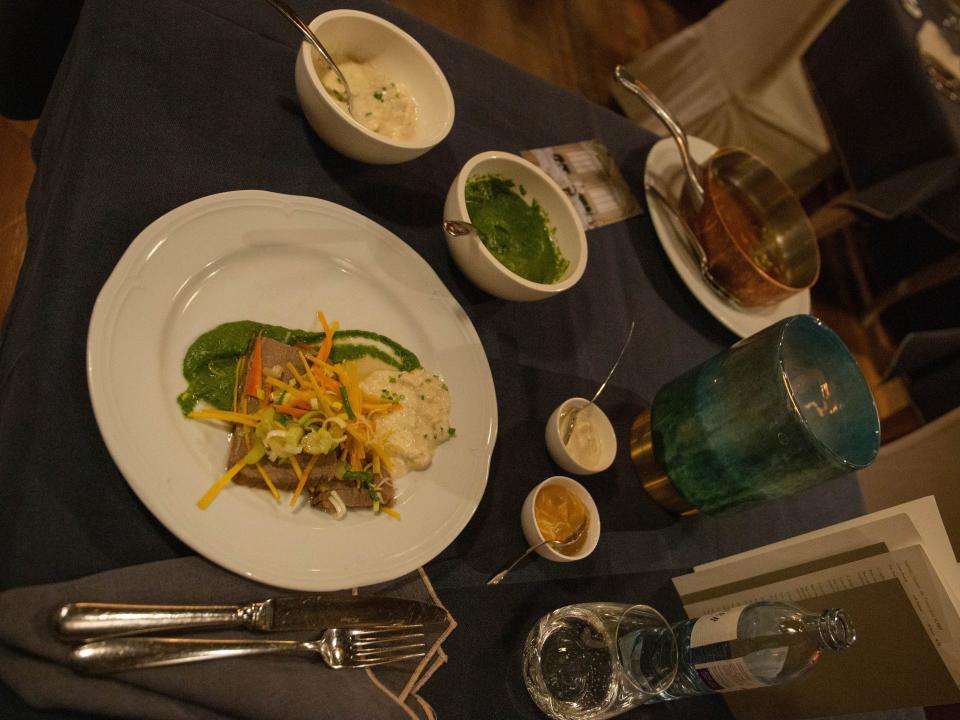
[
  {"xmin": 522, "ymin": 603, "xmax": 678, "ymax": 720},
  {"xmin": 631, "ymin": 314, "xmax": 880, "ymax": 515}
]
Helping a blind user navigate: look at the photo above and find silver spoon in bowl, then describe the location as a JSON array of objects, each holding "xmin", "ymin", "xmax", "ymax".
[
  {"xmin": 560, "ymin": 320, "xmax": 635, "ymax": 445},
  {"xmin": 441, "ymin": 219, "xmax": 478, "ymax": 239},
  {"xmin": 263, "ymin": 0, "xmax": 356, "ymax": 117},
  {"xmin": 486, "ymin": 519, "xmax": 588, "ymax": 586}
]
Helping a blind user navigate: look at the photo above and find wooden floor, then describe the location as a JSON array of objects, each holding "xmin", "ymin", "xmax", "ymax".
[
  {"xmin": 389, "ymin": 0, "xmax": 699, "ymax": 109},
  {"xmin": 0, "ymin": 117, "xmax": 34, "ymax": 325},
  {"xmin": 0, "ymin": 0, "xmax": 914, "ymax": 435}
]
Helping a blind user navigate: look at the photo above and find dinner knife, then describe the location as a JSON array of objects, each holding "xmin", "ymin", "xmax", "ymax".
[{"xmin": 55, "ymin": 596, "xmax": 447, "ymax": 640}]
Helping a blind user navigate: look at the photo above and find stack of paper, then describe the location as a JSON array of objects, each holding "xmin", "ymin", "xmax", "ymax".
[{"xmin": 672, "ymin": 496, "xmax": 960, "ymax": 718}]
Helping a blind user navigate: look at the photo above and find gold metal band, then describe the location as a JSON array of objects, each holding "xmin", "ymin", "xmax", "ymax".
[{"xmin": 630, "ymin": 409, "xmax": 699, "ymax": 517}]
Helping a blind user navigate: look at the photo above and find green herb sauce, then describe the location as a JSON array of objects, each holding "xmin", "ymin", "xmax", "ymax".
[
  {"xmin": 177, "ymin": 321, "xmax": 421, "ymax": 415},
  {"xmin": 464, "ymin": 174, "xmax": 569, "ymax": 284}
]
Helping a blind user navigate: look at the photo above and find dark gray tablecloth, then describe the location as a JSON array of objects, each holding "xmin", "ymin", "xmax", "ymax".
[{"xmin": 0, "ymin": 1, "xmax": 869, "ymax": 718}]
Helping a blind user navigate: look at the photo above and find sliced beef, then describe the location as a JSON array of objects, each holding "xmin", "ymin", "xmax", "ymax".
[
  {"xmin": 310, "ymin": 477, "xmax": 396, "ymax": 513},
  {"xmin": 225, "ymin": 335, "xmax": 393, "ymax": 512},
  {"xmin": 228, "ymin": 337, "xmax": 331, "ymax": 490}
]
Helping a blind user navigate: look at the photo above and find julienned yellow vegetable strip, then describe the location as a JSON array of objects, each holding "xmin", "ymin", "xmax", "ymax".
[
  {"xmin": 350, "ymin": 436, "xmax": 365, "ymax": 471},
  {"xmin": 289, "ymin": 453, "xmax": 319, "ymax": 507},
  {"xmin": 344, "ymin": 424, "xmax": 368, "ymax": 444},
  {"xmin": 367, "ymin": 440, "xmax": 394, "ymax": 475},
  {"xmin": 362, "ymin": 400, "xmax": 396, "ymax": 413},
  {"xmin": 189, "ymin": 409, "xmax": 259, "ymax": 427},
  {"xmin": 288, "ymin": 456, "xmax": 306, "ymax": 508},
  {"xmin": 285, "ymin": 361, "xmax": 313, "ymax": 397},
  {"xmin": 381, "ymin": 506, "xmax": 401, "ymax": 520},
  {"xmin": 255, "ymin": 462, "xmax": 280, "ymax": 502},
  {"xmin": 197, "ymin": 458, "xmax": 247, "ymax": 509},
  {"xmin": 264, "ymin": 376, "xmax": 310, "ymax": 401},
  {"xmin": 299, "ymin": 350, "xmax": 334, "ymax": 416},
  {"xmin": 302, "ymin": 351, "xmax": 340, "ymax": 379}
]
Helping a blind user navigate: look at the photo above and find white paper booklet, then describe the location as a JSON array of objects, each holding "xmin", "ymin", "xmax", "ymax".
[{"xmin": 672, "ymin": 496, "xmax": 960, "ymax": 688}]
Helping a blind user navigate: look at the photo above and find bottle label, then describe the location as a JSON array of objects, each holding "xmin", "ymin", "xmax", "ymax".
[
  {"xmin": 688, "ymin": 607, "xmax": 784, "ymax": 692},
  {"xmin": 694, "ymin": 658, "xmax": 767, "ymax": 691},
  {"xmin": 690, "ymin": 608, "xmax": 742, "ymax": 648}
]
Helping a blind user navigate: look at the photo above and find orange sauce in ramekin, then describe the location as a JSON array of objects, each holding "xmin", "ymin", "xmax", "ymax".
[{"xmin": 534, "ymin": 484, "xmax": 588, "ymax": 555}]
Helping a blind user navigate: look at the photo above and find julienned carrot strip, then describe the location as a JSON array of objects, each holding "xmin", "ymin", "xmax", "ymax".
[
  {"xmin": 197, "ymin": 458, "xmax": 247, "ymax": 509},
  {"xmin": 310, "ymin": 366, "xmax": 341, "ymax": 392},
  {"xmin": 244, "ymin": 335, "xmax": 263, "ymax": 398},
  {"xmin": 321, "ymin": 322, "xmax": 340, "ymax": 363},
  {"xmin": 272, "ymin": 404, "xmax": 308, "ymax": 418},
  {"xmin": 317, "ymin": 311, "xmax": 334, "ymax": 363}
]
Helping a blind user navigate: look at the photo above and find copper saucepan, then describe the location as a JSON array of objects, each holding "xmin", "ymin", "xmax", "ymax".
[{"xmin": 615, "ymin": 66, "xmax": 820, "ymax": 307}]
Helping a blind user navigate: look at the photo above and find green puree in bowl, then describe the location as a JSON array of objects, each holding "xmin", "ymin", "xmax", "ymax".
[{"xmin": 465, "ymin": 175, "xmax": 569, "ymax": 284}]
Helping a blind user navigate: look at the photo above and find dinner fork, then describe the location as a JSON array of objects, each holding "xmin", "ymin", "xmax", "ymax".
[{"xmin": 69, "ymin": 625, "xmax": 427, "ymax": 674}]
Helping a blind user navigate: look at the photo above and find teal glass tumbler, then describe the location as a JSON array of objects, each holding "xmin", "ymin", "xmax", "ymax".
[{"xmin": 636, "ymin": 315, "xmax": 880, "ymax": 514}]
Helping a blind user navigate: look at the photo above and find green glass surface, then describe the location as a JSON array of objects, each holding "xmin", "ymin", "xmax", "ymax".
[{"xmin": 650, "ymin": 315, "xmax": 880, "ymax": 514}]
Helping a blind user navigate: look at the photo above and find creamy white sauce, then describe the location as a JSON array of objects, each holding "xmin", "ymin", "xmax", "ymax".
[
  {"xmin": 360, "ymin": 368, "xmax": 452, "ymax": 478},
  {"xmin": 319, "ymin": 59, "xmax": 417, "ymax": 139},
  {"xmin": 564, "ymin": 404, "xmax": 602, "ymax": 467}
]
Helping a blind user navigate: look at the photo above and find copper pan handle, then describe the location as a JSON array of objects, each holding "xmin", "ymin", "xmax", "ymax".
[{"xmin": 615, "ymin": 66, "xmax": 706, "ymax": 211}]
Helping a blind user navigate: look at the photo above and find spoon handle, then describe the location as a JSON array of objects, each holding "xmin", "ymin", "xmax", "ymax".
[
  {"xmin": 486, "ymin": 543, "xmax": 549, "ymax": 585},
  {"xmin": 588, "ymin": 319, "xmax": 635, "ymax": 406},
  {"xmin": 263, "ymin": 0, "xmax": 354, "ymax": 114},
  {"xmin": 614, "ymin": 66, "xmax": 705, "ymax": 209},
  {"xmin": 561, "ymin": 319, "xmax": 636, "ymax": 444}
]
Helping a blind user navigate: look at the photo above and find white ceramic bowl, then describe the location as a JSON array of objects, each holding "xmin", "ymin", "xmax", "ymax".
[
  {"xmin": 520, "ymin": 476, "xmax": 600, "ymax": 563},
  {"xmin": 443, "ymin": 151, "xmax": 588, "ymax": 301},
  {"xmin": 546, "ymin": 397, "xmax": 617, "ymax": 475},
  {"xmin": 294, "ymin": 10, "xmax": 454, "ymax": 164}
]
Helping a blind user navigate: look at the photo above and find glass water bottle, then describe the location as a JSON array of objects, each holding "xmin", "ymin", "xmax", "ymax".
[
  {"xmin": 523, "ymin": 603, "xmax": 678, "ymax": 720},
  {"xmin": 653, "ymin": 601, "xmax": 855, "ymax": 701}
]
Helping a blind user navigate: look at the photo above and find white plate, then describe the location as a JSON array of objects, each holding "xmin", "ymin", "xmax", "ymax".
[
  {"xmin": 644, "ymin": 137, "xmax": 810, "ymax": 338},
  {"xmin": 88, "ymin": 190, "xmax": 497, "ymax": 591}
]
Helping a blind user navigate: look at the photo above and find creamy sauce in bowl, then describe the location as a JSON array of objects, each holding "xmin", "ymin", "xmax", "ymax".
[
  {"xmin": 563, "ymin": 404, "xmax": 603, "ymax": 468},
  {"xmin": 318, "ymin": 59, "xmax": 418, "ymax": 139},
  {"xmin": 360, "ymin": 368, "xmax": 452, "ymax": 478}
]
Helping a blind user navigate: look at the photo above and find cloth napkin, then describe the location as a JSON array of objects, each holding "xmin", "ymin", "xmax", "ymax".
[{"xmin": 0, "ymin": 557, "xmax": 455, "ymax": 720}]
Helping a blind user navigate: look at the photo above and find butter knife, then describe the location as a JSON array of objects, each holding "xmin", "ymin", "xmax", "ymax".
[{"xmin": 55, "ymin": 596, "xmax": 447, "ymax": 640}]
